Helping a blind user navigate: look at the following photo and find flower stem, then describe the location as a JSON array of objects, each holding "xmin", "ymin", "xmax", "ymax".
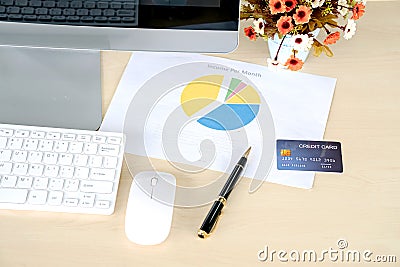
[{"xmin": 274, "ymin": 34, "xmax": 287, "ymax": 61}]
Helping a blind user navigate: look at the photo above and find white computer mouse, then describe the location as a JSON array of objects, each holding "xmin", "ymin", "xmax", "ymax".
[{"xmin": 125, "ymin": 171, "xmax": 176, "ymax": 245}]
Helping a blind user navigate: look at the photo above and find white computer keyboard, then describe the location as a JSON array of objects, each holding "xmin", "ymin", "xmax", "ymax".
[{"xmin": 0, "ymin": 123, "xmax": 125, "ymax": 215}]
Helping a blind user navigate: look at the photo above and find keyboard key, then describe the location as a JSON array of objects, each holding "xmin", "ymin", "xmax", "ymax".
[
  {"xmin": 0, "ymin": 129, "xmax": 13, "ymax": 137},
  {"xmin": 28, "ymin": 164, "xmax": 44, "ymax": 176},
  {"xmin": 54, "ymin": 141, "xmax": 68, "ymax": 153},
  {"xmin": 13, "ymin": 163, "xmax": 28, "ymax": 175},
  {"xmin": 70, "ymin": 0, "xmax": 82, "ymax": 8},
  {"xmin": 69, "ymin": 142, "xmax": 83, "ymax": 153},
  {"xmin": 93, "ymin": 135, "xmax": 106, "ymax": 143},
  {"xmin": 76, "ymin": 8, "xmax": 88, "ymax": 16},
  {"xmin": 80, "ymin": 180, "xmax": 113, "ymax": 194},
  {"xmin": 27, "ymin": 151, "xmax": 43, "ymax": 163},
  {"xmin": 1, "ymin": 0, "xmax": 15, "ymax": 6},
  {"xmin": 59, "ymin": 166, "xmax": 74, "ymax": 178},
  {"xmin": 58, "ymin": 154, "xmax": 73, "ymax": 165},
  {"xmin": 95, "ymin": 200, "xmax": 110, "ymax": 209},
  {"xmin": 98, "ymin": 144, "xmax": 119, "ymax": 156},
  {"xmin": 44, "ymin": 165, "xmax": 59, "ymax": 177},
  {"xmin": 73, "ymin": 154, "xmax": 88, "ymax": 166},
  {"xmin": 74, "ymin": 167, "xmax": 89, "ymax": 179},
  {"xmin": 16, "ymin": 176, "xmax": 33, "ymax": 189},
  {"xmin": 33, "ymin": 177, "xmax": 49, "ymax": 190},
  {"xmin": 0, "ymin": 188, "xmax": 28, "ymax": 203},
  {"xmin": 0, "ymin": 137, "xmax": 7, "ymax": 149},
  {"xmin": 48, "ymin": 178, "xmax": 64, "ymax": 191},
  {"xmin": 88, "ymin": 155, "xmax": 102, "ymax": 167},
  {"xmin": 43, "ymin": 152, "xmax": 58, "ymax": 164},
  {"xmin": 64, "ymin": 179, "xmax": 79, "ymax": 191},
  {"xmin": 103, "ymin": 156, "xmax": 118, "ymax": 169},
  {"xmin": 23, "ymin": 14, "xmax": 37, "ymax": 20},
  {"xmin": 90, "ymin": 168, "xmax": 115, "ymax": 181},
  {"xmin": 90, "ymin": 9, "xmax": 101, "ymax": 16},
  {"xmin": 12, "ymin": 150, "xmax": 28, "ymax": 162},
  {"xmin": 38, "ymin": 140, "xmax": 53, "ymax": 151},
  {"xmin": 31, "ymin": 131, "xmax": 45, "ymax": 138},
  {"xmin": 7, "ymin": 137, "xmax": 23, "ymax": 149},
  {"xmin": 83, "ymin": 1, "xmax": 95, "ymax": 8},
  {"xmin": 1, "ymin": 175, "xmax": 18, "ymax": 187},
  {"xmin": 96, "ymin": 2, "xmax": 108, "ymax": 9},
  {"xmin": 57, "ymin": 0, "xmax": 68, "ymax": 8},
  {"xmin": 15, "ymin": 130, "xmax": 30, "ymax": 137},
  {"xmin": 15, "ymin": 0, "xmax": 27, "ymax": 5},
  {"xmin": 117, "ymin": 9, "xmax": 134, "ymax": 16},
  {"xmin": 23, "ymin": 139, "xmax": 39, "ymax": 150},
  {"xmin": 0, "ymin": 150, "xmax": 12, "ymax": 161},
  {"xmin": 35, "ymin": 7, "xmax": 49, "ymax": 15},
  {"xmin": 83, "ymin": 143, "xmax": 98, "ymax": 155},
  {"xmin": 107, "ymin": 136, "xmax": 121, "ymax": 145},
  {"xmin": 63, "ymin": 198, "xmax": 78, "ymax": 207},
  {"xmin": 42, "ymin": 0, "xmax": 55, "ymax": 7},
  {"xmin": 28, "ymin": 190, "xmax": 48, "ymax": 205},
  {"xmin": 79, "ymin": 193, "xmax": 95, "ymax": 208},
  {"xmin": 29, "ymin": 0, "xmax": 42, "ymax": 7},
  {"xmin": 61, "ymin": 133, "xmax": 75, "ymax": 141},
  {"xmin": 0, "ymin": 162, "xmax": 13, "ymax": 175},
  {"xmin": 48, "ymin": 191, "xmax": 63, "ymax": 205}
]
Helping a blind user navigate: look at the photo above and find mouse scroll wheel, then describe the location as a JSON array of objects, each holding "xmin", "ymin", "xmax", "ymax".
[{"xmin": 151, "ymin": 177, "xmax": 158, "ymax": 187}]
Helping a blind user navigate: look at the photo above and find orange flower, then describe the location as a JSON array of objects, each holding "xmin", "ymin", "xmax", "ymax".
[
  {"xmin": 324, "ymin": 31, "xmax": 341, "ymax": 45},
  {"xmin": 269, "ymin": 0, "xmax": 286, "ymax": 14},
  {"xmin": 293, "ymin": 5, "xmax": 312, "ymax": 24},
  {"xmin": 244, "ymin": 26, "xmax": 257, "ymax": 41},
  {"xmin": 276, "ymin": 16, "xmax": 294, "ymax": 35},
  {"xmin": 284, "ymin": 0, "xmax": 297, "ymax": 12},
  {"xmin": 352, "ymin": 3, "xmax": 365, "ymax": 20},
  {"xmin": 285, "ymin": 55, "xmax": 304, "ymax": 71}
]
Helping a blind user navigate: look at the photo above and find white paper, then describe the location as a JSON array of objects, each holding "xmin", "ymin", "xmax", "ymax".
[{"xmin": 101, "ymin": 52, "xmax": 336, "ymax": 189}]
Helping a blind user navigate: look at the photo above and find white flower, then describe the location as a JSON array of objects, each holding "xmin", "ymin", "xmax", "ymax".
[
  {"xmin": 291, "ymin": 34, "xmax": 314, "ymax": 51},
  {"xmin": 337, "ymin": 0, "xmax": 349, "ymax": 16},
  {"xmin": 310, "ymin": 0, "xmax": 325, "ymax": 8},
  {"xmin": 343, "ymin": 19, "xmax": 357, "ymax": 40},
  {"xmin": 253, "ymin": 18, "xmax": 265, "ymax": 34},
  {"xmin": 267, "ymin": 58, "xmax": 285, "ymax": 71},
  {"xmin": 360, "ymin": 0, "xmax": 367, "ymax": 5}
]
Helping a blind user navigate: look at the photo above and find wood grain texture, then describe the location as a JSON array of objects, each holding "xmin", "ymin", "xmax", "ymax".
[{"xmin": 0, "ymin": 2, "xmax": 399, "ymax": 266}]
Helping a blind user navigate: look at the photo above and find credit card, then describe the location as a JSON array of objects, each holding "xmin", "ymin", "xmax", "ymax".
[{"xmin": 276, "ymin": 139, "xmax": 343, "ymax": 172}]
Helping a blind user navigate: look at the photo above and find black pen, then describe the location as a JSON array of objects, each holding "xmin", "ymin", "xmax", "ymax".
[{"xmin": 197, "ymin": 147, "xmax": 251, "ymax": 238}]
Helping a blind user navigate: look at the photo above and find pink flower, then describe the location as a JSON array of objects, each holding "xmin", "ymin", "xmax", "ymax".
[
  {"xmin": 284, "ymin": 0, "xmax": 297, "ymax": 12},
  {"xmin": 276, "ymin": 16, "xmax": 294, "ymax": 35},
  {"xmin": 352, "ymin": 3, "xmax": 366, "ymax": 20},
  {"xmin": 269, "ymin": 0, "xmax": 286, "ymax": 14},
  {"xmin": 324, "ymin": 31, "xmax": 340, "ymax": 45},
  {"xmin": 244, "ymin": 26, "xmax": 257, "ymax": 41},
  {"xmin": 285, "ymin": 55, "xmax": 304, "ymax": 71},
  {"xmin": 293, "ymin": 5, "xmax": 312, "ymax": 24}
]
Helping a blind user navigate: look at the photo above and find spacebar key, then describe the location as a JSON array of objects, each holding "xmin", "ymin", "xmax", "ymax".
[{"xmin": 0, "ymin": 188, "xmax": 28, "ymax": 204}]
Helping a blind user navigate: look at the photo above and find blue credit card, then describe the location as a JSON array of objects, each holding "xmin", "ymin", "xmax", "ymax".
[{"xmin": 276, "ymin": 139, "xmax": 343, "ymax": 172}]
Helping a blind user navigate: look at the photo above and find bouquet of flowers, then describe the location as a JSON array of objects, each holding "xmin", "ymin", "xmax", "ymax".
[{"xmin": 241, "ymin": 0, "xmax": 366, "ymax": 71}]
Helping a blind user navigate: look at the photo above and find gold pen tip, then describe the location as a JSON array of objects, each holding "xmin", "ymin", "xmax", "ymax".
[{"xmin": 243, "ymin": 147, "xmax": 251, "ymax": 158}]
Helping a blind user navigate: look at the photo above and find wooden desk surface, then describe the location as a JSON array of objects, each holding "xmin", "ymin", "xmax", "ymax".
[{"xmin": 1, "ymin": 2, "xmax": 399, "ymax": 266}]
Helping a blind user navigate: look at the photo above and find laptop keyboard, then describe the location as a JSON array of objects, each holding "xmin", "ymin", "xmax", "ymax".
[{"xmin": 0, "ymin": 0, "xmax": 138, "ymax": 27}]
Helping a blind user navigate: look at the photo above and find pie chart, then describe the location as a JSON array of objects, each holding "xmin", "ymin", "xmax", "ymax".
[{"xmin": 181, "ymin": 75, "xmax": 261, "ymax": 130}]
